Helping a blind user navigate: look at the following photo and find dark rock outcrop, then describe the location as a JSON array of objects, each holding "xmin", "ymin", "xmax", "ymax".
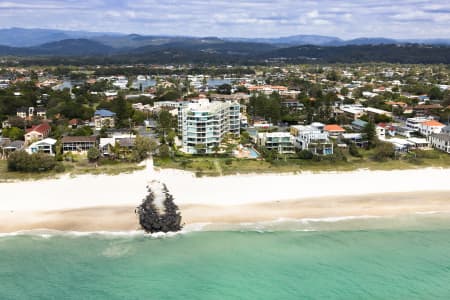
[{"xmin": 136, "ymin": 183, "xmax": 182, "ymax": 233}]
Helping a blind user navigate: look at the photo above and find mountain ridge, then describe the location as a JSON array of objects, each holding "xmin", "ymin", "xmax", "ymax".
[{"xmin": 1, "ymin": 27, "xmax": 450, "ymax": 48}]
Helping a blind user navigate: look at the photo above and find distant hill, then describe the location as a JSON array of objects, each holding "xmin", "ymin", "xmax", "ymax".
[
  {"xmin": 331, "ymin": 38, "xmax": 398, "ymax": 46},
  {"xmin": 225, "ymin": 35, "xmax": 342, "ymax": 46},
  {"xmin": 0, "ymin": 33, "xmax": 450, "ymax": 65},
  {"xmin": 1, "ymin": 27, "xmax": 450, "ymax": 48},
  {"xmin": 0, "ymin": 27, "xmax": 123, "ymax": 47},
  {"xmin": 0, "ymin": 39, "xmax": 115, "ymax": 56}
]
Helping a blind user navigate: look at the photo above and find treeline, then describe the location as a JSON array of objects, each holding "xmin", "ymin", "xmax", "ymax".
[
  {"xmin": 265, "ymin": 44, "xmax": 450, "ymax": 64},
  {"xmin": 3, "ymin": 44, "xmax": 450, "ymax": 65}
]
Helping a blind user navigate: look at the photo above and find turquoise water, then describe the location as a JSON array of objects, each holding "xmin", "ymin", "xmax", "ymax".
[{"xmin": 2, "ymin": 220, "xmax": 450, "ymax": 299}]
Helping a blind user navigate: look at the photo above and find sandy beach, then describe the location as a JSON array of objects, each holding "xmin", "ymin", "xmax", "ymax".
[{"xmin": 1, "ymin": 160, "xmax": 450, "ymax": 233}]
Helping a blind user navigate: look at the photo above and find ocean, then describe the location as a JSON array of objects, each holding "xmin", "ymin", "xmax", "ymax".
[{"xmin": 1, "ymin": 216, "xmax": 450, "ymax": 299}]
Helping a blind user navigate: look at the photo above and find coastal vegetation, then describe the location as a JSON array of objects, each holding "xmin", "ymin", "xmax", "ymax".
[{"xmin": 154, "ymin": 149, "xmax": 450, "ymax": 177}]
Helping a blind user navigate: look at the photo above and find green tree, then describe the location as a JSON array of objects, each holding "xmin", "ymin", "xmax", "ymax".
[
  {"xmin": 87, "ymin": 147, "xmax": 100, "ymax": 162},
  {"xmin": 363, "ymin": 121, "xmax": 377, "ymax": 149},
  {"xmin": 428, "ymin": 86, "xmax": 442, "ymax": 100},
  {"xmin": 1, "ymin": 127, "xmax": 24, "ymax": 140},
  {"xmin": 133, "ymin": 135, "xmax": 158, "ymax": 162}
]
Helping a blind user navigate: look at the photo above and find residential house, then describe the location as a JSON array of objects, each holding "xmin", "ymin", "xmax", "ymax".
[
  {"xmin": 340, "ymin": 133, "xmax": 368, "ymax": 148},
  {"xmin": 61, "ymin": 136, "xmax": 98, "ymax": 153},
  {"xmin": 406, "ymin": 138, "xmax": 430, "ymax": 150},
  {"xmin": 419, "ymin": 120, "xmax": 445, "ymax": 136},
  {"xmin": 384, "ymin": 138, "xmax": 414, "ymax": 152},
  {"xmin": 26, "ymin": 138, "xmax": 57, "ymax": 155},
  {"xmin": 0, "ymin": 140, "xmax": 24, "ymax": 159},
  {"xmin": 352, "ymin": 119, "xmax": 368, "ymax": 131},
  {"xmin": 94, "ymin": 109, "xmax": 116, "ymax": 130},
  {"xmin": 324, "ymin": 124, "xmax": 345, "ymax": 137},
  {"xmin": 257, "ymin": 132, "xmax": 295, "ymax": 154},
  {"xmin": 291, "ymin": 124, "xmax": 333, "ymax": 155},
  {"xmin": 376, "ymin": 126, "xmax": 386, "ymax": 139},
  {"xmin": 100, "ymin": 134, "xmax": 136, "ymax": 157},
  {"xmin": 24, "ymin": 123, "xmax": 51, "ymax": 144},
  {"xmin": 16, "ymin": 107, "xmax": 28, "ymax": 119},
  {"xmin": 36, "ymin": 107, "xmax": 47, "ymax": 119},
  {"xmin": 428, "ymin": 133, "xmax": 450, "ymax": 153},
  {"xmin": 405, "ymin": 117, "xmax": 432, "ymax": 132}
]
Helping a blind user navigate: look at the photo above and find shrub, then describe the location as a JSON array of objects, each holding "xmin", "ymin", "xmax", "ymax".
[
  {"xmin": 349, "ymin": 143, "xmax": 362, "ymax": 158},
  {"xmin": 87, "ymin": 147, "xmax": 100, "ymax": 162},
  {"xmin": 297, "ymin": 150, "xmax": 313, "ymax": 160},
  {"xmin": 372, "ymin": 142, "xmax": 395, "ymax": 162},
  {"xmin": 8, "ymin": 151, "xmax": 57, "ymax": 172}
]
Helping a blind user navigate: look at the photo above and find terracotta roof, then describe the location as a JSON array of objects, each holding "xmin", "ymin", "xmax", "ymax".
[
  {"xmin": 26, "ymin": 123, "xmax": 51, "ymax": 134},
  {"xmin": 324, "ymin": 124, "xmax": 345, "ymax": 132},
  {"xmin": 422, "ymin": 120, "xmax": 445, "ymax": 127}
]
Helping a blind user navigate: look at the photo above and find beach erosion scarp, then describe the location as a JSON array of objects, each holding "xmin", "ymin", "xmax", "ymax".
[{"xmin": 1, "ymin": 159, "xmax": 450, "ymax": 233}]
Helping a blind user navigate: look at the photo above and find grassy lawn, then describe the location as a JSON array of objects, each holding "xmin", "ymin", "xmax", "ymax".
[{"xmin": 154, "ymin": 149, "xmax": 450, "ymax": 177}]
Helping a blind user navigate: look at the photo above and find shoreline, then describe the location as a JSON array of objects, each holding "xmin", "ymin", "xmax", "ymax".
[
  {"xmin": 1, "ymin": 161, "xmax": 450, "ymax": 233},
  {"xmin": 1, "ymin": 191, "xmax": 450, "ymax": 233}
]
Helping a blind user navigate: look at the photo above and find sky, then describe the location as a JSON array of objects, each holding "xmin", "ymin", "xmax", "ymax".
[{"xmin": 0, "ymin": 0, "xmax": 448, "ymax": 39}]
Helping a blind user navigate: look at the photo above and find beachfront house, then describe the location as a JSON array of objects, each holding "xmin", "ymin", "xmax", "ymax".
[
  {"xmin": 340, "ymin": 133, "xmax": 368, "ymax": 148},
  {"xmin": 257, "ymin": 132, "xmax": 295, "ymax": 154},
  {"xmin": 428, "ymin": 133, "xmax": 450, "ymax": 153},
  {"xmin": 291, "ymin": 124, "xmax": 334, "ymax": 155},
  {"xmin": 0, "ymin": 139, "xmax": 24, "ymax": 159},
  {"xmin": 61, "ymin": 136, "xmax": 98, "ymax": 154},
  {"xmin": 419, "ymin": 120, "xmax": 445, "ymax": 136},
  {"xmin": 94, "ymin": 109, "xmax": 116, "ymax": 130},
  {"xmin": 100, "ymin": 134, "xmax": 137, "ymax": 157},
  {"xmin": 178, "ymin": 99, "xmax": 240, "ymax": 154},
  {"xmin": 26, "ymin": 138, "xmax": 57, "ymax": 155}
]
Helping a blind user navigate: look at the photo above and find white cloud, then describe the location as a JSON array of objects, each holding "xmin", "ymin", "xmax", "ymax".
[{"xmin": 0, "ymin": 0, "xmax": 448, "ymax": 38}]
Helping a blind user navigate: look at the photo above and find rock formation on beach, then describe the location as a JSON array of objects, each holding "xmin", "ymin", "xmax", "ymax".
[{"xmin": 136, "ymin": 181, "xmax": 183, "ymax": 233}]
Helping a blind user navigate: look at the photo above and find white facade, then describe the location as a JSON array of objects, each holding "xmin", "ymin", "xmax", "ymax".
[
  {"xmin": 419, "ymin": 121, "xmax": 445, "ymax": 136},
  {"xmin": 179, "ymin": 99, "xmax": 240, "ymax": 154},
  {"xmin": 290, "ymin": 124, "xmax": 333, "ymax": 155},
  {"xmin": 405, "ymin": 117, "xmax": 432, "ymax": 132},
  {"xmin": 429, "ymin": 134, "xmax": 450, "ymax": 153},
  {"xmin": 26, "ymin": 138, "xmax": 57, "ymax": 155},
  {"xmin": 257, "ymin": 132, "xmax": 295, "ymax": 154}
]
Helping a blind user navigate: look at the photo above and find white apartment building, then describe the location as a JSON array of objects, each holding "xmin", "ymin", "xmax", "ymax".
[{"xmin": 179, "ymin": 99, "xmax": 240, "ymax": 154}]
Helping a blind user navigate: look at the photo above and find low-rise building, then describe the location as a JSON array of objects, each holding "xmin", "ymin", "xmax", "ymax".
[
  {"xmin": 429, "ymin": 133, "xmax": 450, "ymax": 153},
  {"xmin": 24, "ymin": 123, "xmax": 51, "ymax": 144},
  {"xmin": 94, "ymin": 109, "xmax": 116, "ymax": 130},
  {"xmin": 291, "ymin": 124, "xmax": 333, "ymax": 155},
  {"xmin": 61, "ymin": 136, "xmax": 98, "ymax": 153},
  {"xmin": 26, "ymin": 138, "xmax": 57, "ymax": 155},
  {"xmin": 419, "ymin": 120, "xmax": 445, "ymax": 136},
  {"xmin": 324, "ymin": 124, "xmax": 345, "ymax": 137},
  {"xmin": 257, "ymin": 132, "xmax": 295, "ymax": 154}
]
